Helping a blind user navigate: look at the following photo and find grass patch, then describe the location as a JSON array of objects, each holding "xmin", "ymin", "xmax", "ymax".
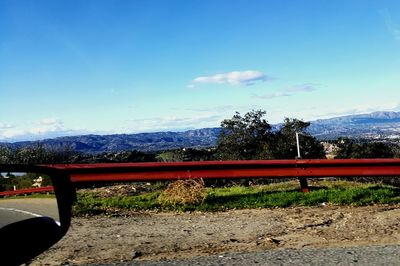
[
  {"xmin": 72, "ymin": 180, "xmax": 400, "ymax": 216},
  {"xmin": 73, "ymin": 191, "xmax": 162, "ymax": 216},
  {"xmin": 0, "ymin": 194, "xmax": 55, "ymax": 200}
]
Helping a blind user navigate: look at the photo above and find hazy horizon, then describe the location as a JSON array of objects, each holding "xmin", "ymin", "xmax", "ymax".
[{"xmin": 2, "ymin": 109, "xmax": 400, "ymax": 143}]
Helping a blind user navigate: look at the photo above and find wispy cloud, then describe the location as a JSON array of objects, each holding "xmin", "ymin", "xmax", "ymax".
[
  {"xmin": 171, "ymin": 104, "xmax": 263, "ymax": 114},
  {"xmin": 381, "ymin": 9, "xmax": 400, "ymax": 42},
  {"xmin": 254, "ymin": 84, "xmax": 317, "ymax": 99},
  {"xmin": 0, "ymin": 123, "xmax": 14, "ymax": 129},
  {"xmin": 127, "ymin": 114, "xmax": 223, "ymax": 132},
  {"xmin": 30, "ymin": 118, "xmax": 63, "ymax": 134},
  {"xmin": 0, "ymin": 129, "xmax": 26, "ymax": 140},
  {"xmin": 0, "ymin": 118, "xmax": 81, "ymax": 142},
  {"xmin": 181, "ymin": 105, "xmax": 235, "ymax": 113},
  {"xmin": 189, "ymin": 70, "xmax": 270, "ymax": 88},
  {"xmin": 35, "ymin": 118, "xmax": 62, "ymax": 126}
]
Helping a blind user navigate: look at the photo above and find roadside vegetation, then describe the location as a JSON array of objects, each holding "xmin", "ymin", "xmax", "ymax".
[
  {"xmin": 0, "ymin": 194, "xmax": 55, "ymax": 200},
  {"xmin": 72, "ymin": 180, "xmax": 400, "ymax": 216},
  {"xmin": 0, "ymin": 172, "xmax": 52, "ymax": 192}
]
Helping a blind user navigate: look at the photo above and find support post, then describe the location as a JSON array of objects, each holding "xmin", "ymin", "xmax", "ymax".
[
  {"xmin": 296, "ymin": 132, "xmax": 301, "ymax": 158},
  {"xmin": 296, "ymin": 132, "xmax": 309, "ymax": 192},
  {"xmin": 299, "ymin": 177, "xmax": 310, "ymax": 193}
]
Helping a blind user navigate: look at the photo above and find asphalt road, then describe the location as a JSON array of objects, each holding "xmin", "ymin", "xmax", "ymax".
[
  {"xmin": 0, "ymin": 208, "xmax": 38, "ymax": 227},
  {"xmin": 0, "ymin": 198, "xmax": 59, "ymax": 227},
  {"xmin": 108, "ymin": 245, "xmax": 400, "ymax": 266}
]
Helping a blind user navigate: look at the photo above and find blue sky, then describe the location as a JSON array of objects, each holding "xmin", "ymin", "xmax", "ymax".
[{"xmin": 1, "ymin": 0, "xmax": 400, "ymax": 141}]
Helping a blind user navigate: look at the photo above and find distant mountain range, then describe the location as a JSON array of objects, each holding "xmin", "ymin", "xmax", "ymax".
[
  {"xmin": 4, "ymin": 128, "xmax": 222, "ymax": 153},
  {"xmin": 307, "ymin": 111, "xmax": 400, "ymax": 140},
  {"xmin": 2, "ymin": 111, "xmax": 400, "ymax": 153}
]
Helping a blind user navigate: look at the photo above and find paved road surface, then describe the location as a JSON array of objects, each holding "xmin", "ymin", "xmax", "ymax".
[
  {"xmin": 108, "ymin": 245, "xmax": 400, "ymax": 266},
  {"xmin": 0, "ymin": 208, "xmax": 38, "ymax": 227},
  {"xmin": 0, "ymin": 198, "xmax": 59, "ymax": 227}
]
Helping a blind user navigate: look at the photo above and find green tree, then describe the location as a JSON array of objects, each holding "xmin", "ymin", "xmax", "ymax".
[
  {"xmin": 216, "ymin": 110, "xmax": 273, "ymax": 160},
  {"xmin": 181, "ymin": 148, "xmax": 214, "ymax": 161},
  {"xmin": 335, "ymin": 138, "xmax": 395, "ymax": 159},
  {"xmin": 156, "ymin": 150, "xmax": 185, "ymax": 162},
  {"xmin": 0, "ymin": 143, "xmax": 76, "ymax": 164},
  {"xmin": 268, "ymin": 118, "xmax": 325, "ymax": 159},
  {"xmin": 0, "ymin": 146, "xmax": 15, "ymax": 164},
  {"xmin": 394, "ymin": 144, "xmax": 400, "ymax": 158},
  {"xmin": 0, "ymin": 175, "xmax": 13, "ymax": 192},
  {"xmin": 156, "ymin": 148, "xmax": 214, "ymax": 162},
  {"xmin": 216, "ymin": 111, "xmax": 325, "ymax": 160},
  {"xmin": 85, "ymin": 151, "xmax": 156, "ymax": 163}
]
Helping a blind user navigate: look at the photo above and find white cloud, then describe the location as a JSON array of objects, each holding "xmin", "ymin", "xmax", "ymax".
[
  {"xmin": 127, "ymin": 114, "xmax": 223, "ymax": 132},
  {"xmin": 28, "ymin": 118, "xmax": 64, "ymax": 135},
  {"xmin": 30, "ymin": 126, "xmax": 60, "ymax": 135},
  {"xmin": 190, "ymin": 70, "xmax": 269, "ymax": 87},
  {"xmin": 182, "ymin": 105, "xmax": 236, "ymax": 113},
  {"xmin": 35, "ymin": 118, "xmax": 62, "ymax": 126},
  {"xmin": 0, "ymin": 118, "xmax": 77, "ymax": 142},
  {"xmin": 285, "ymin": 84, "xmax": 316, "ymax": 93},
  {"xmin": 0, "ymin": 129, "xmax": 26, "ymax": 140},
  {"xmin": 381, "ymin": 9, "xmax": 400, "ymax": 42},
  {"xmin": 0, "ymin": 123, "xmax": 14, "ymax": 129},
  {"xmin": 254, "ymin": 84, "xmax": 317, "ymax": 99}
]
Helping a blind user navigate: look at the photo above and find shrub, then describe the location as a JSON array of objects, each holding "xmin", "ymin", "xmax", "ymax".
[{"xmin": 158, "ymin": 179, "xmax": 206, "ymax": 206}]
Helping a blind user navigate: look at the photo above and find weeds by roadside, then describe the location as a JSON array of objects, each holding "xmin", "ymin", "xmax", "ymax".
[
  {"xmin": 72, "ymin": 180, "xmax": 400, "ymax": 216},
  {"xmin": 158, "ymin": 179, "xmax": 206, "ymax": 206}
]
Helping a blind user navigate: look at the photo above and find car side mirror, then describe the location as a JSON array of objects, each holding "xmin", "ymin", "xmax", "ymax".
[{"xmin": 0, "ymin": 164, "xmax": 75, "ymax": 265}]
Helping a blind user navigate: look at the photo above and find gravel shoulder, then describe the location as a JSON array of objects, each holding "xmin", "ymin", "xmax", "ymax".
[{"xmin": 33, "ymin": 205, "xmax": 400, "ymax": 265}]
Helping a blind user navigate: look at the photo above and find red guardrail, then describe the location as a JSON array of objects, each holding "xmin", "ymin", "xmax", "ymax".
[
  {"xmin": 0, "ymin": 186, "xmax": 54, "ymax": 197},
  {"xmin": 2, "ymin": 159, "xmax": 399, "ymax": 193},
  {"xmin": 42, "ymin": 159, "xmax": 400, "ymax": 183}
]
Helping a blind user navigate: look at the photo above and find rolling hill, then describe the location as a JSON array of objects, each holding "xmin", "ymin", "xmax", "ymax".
[
  {"xmin": 307, "ymin": 111, "xmax": 400, "ymax": 139},
  {"xmin": 2, "ymin": 111, "xmax": 400, "ymax": 153}
]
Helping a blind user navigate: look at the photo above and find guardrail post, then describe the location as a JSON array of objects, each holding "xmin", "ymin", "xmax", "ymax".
[
  {"xmin": 299, "ymin": 177, "xmax": 309, "ymax": 193},
  {"xmin": 295, "ymin": 154, "xmax": 309, "ymax": 193}
]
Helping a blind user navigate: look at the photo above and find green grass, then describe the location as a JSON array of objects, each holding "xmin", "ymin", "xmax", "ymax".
[
  {"xmin": 0, "ymin": 194, "xmax": 56, "ymax": 200},
  {"xmin": 72, "ymin": 180, "xmax": 400, "ymax": 216},
  {"xmin": 73, "ymin": 191, "xmax": 162, "ymax": 215}
]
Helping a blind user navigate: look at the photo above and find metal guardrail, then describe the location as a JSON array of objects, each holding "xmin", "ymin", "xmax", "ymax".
[
  {"xmin": 2, "ymin": 159, "xmax": 400, "ymax": 194},
  {"xmin": 42, "ymin": 159, "xmax": 400, "ymax": 182},
  {"xmin": 0, "ymin": 186, "xmax": 54, "ymax": 197}
]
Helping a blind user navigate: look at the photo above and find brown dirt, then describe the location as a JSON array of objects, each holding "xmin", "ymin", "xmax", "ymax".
[{"xmin": 32, "ymin": 205, "xmax": 400, "ymax": 265}]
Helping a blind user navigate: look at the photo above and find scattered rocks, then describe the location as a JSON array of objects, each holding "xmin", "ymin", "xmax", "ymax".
[
  {"xmin": 132, "ymin": 250, "xmax": 142, "ymax": 259},
  {"xmin": 266, "ymin": 237, "xmax": 282, "ymax": 245}
]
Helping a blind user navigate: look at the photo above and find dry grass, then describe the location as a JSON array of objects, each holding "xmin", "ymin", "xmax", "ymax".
[{"xmin": 158, "ymin": 179, "xmax": 206, "ymax": 206}]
